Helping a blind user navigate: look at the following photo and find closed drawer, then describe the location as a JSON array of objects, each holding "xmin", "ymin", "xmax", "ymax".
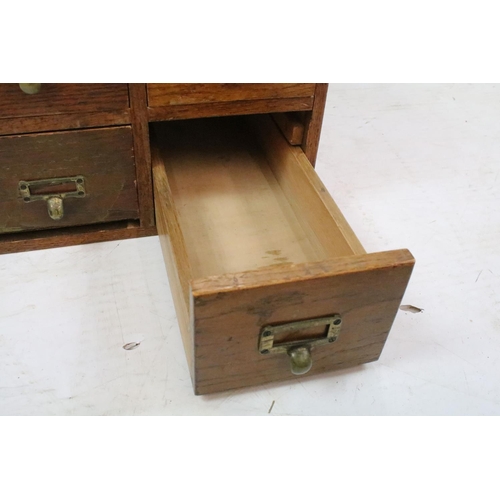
[
  {"xmin": 0, "ymin": 84, "xmax": 129, "ymax": 119},
  {"xmin": 147, "ymin": 83, "xmax": 316, "ymax": 107},
  {"xmin": 152, "ymin": 115, "xmax": 414, "ymax": 395},
  {"xmin": 0, "ymin": 126, "xmax": 139, "ymax": 233}
]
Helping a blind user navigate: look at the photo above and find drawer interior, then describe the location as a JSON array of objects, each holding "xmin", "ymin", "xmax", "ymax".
[
  {"xmin": 152, "ymin": 114, "xmax": 414, "ymax": 394},
  {"xmin": 152, "ymin": 115, "xmax": 364, "ymax": 281}
]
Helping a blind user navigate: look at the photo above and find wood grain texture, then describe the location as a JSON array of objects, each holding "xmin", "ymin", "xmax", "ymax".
[
  {"xmin": 0, "ymin": 84, "xmax": 129, "ymax": 119},
  {"xmin": 303, "ymin": 83, "xmax": 328, "ymax": 166},
  {"xmin": 151, "ymin": 114, "xmax": 415, "ymax": 395},
  {"xmin": 248, "ymin": 114, "xmax": 366, "ymax": 256},
  {"xmin": 0, "ymin": 110, "xmax": 131, "ymax": 136},
  {"xmin": 152, "ymin": 146, "xmax": 195, "ymax": 380},
  {"xmin": 147, "ymin": 84, "xmax": 316, "ymax": 107},
  {"xmin": 147, "ymin": 97, "xmax": 314, "ymax": 121},
  {"xmin": 191, "ymin": 250, "xmax": 415, "ymax": 394},
  {"xmin": 271, "ymin": 112, "xmax": 305, "ymax": 145},
  {"xmin": 152, "ymin": 117, "xmax": 344, "ymax": 280},
  {"xmin": 0, "ymin": 222, "xmax": 156, "ymax": 254},
  {"xmin": 129, "ymin": 84, "xmax": 154, "ymax": 227},
  {"xmin": 0, "ymin": 127, "xmax": 139, "ymax": 233}
]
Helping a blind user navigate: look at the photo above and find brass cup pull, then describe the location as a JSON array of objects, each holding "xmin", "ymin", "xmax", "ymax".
[
  {"xmin": 259, "ymin": 314, "xmax": 342, "ymax": 376},
  {"xmin": 18, "ymin": 176, "xmax": 86, "ymax": 221},
  {"xmin": 46, "ymin": 197, "xmax": 64, "ymax": 220},
  {"xmin": 288, "ymin": 346, "xmax": 313, "ymax": 375},
  {"xmin": 19, "ymin": 83, "xmax": 42, "ymax": 95}
]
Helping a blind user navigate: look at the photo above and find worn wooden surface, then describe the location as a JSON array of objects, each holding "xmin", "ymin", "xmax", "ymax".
[
  {"xmin": 152, "ymin": 147, "xmax": 195, "ymax": 381},
  {"xmin": 152, "ymin": 114, "xmax": 414, "ymax": 394},
  {"xmin": 303, "ymin": 83, "xmax": 329, "ymax": 165},
  {"xmin": 0, "ymin": 127, "xmax": 139, "ymax": 233},
  {"xmin": 249, "ymin": 114, "xmax": 366, "ymax": 256},
  {"xmin": 147, "ymin": 84, "xmax": 316, "ymax": 107},
  {"xmin": 0, "ymin": 84, "xmax": 129, "ymax": 119},
  {"xmin": 0, "ymin": 223, "xmax": 156, "ymax": 254},
  {"xmin": 129, "ymin": 84, "xmax": 154, "ymax": 227},
  {"xmin": 3, "ymin": 84, "xmax": 499, "ymax": 415},
  {"xmin": 192, "ymin": 250, "xmax": 414, "ymax": 394},
  {"xmin": 0, "ymin": 110, "xmax": 131, "ymax": 136},
  {"xmin": 0, "ymin": 83, "xmax": 327, "ymax": 255},
  {"xmin": 153, "ymin": 117, "xmax": 333, "ymax": 277},
  {"xmin": 147, "ymin": 97, "xmax": 314, "ymax": 121}
]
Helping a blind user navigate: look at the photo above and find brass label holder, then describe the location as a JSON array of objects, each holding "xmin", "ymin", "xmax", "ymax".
[
  {"xmin": 18, "ymin": 176, "xmax": 86, "ymax": 221},
  {"xmin": 258, "ymin": 314, "xmax": 342, "ymax": 375}
]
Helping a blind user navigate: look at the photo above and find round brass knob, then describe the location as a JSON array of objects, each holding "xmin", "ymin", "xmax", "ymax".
[
  {"xmin": 288, "ymin": 346, "xmax": 312, "ymax": 375},
  {"xmin": 19, "ymin": 83, "xmax": 42, "ymax": 95}
]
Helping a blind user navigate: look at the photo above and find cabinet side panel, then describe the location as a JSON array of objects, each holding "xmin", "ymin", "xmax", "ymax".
[
  {"xmin": 129, "ymin": 84, "xmax": 154, "ymax": 227},
  {"xmin": 303, "ymin": 83, "xmax": 329, "ymax": 166}
]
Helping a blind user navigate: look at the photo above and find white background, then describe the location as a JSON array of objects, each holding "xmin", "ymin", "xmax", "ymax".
[
  {"xmin": 2, "ymin": 1, "xmax": 500, "ymax": 497},
  {"xmin": 2, "ymin": 83, "xmax": 499, "ymax": 416}
]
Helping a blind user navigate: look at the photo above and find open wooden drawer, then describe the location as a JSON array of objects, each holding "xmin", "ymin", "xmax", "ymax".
[{"xmin": 152, "ymin": 115, "xmax": 415, "ymax": 395}]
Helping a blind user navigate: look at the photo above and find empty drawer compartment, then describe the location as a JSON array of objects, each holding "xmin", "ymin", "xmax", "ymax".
[{"xmin": 152, "ymin": 115, "xmax": 414, "ymax": 395}]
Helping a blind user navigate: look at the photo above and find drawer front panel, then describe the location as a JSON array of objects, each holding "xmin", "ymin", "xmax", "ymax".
[
  {"xmin": 191, "ymin": 251, "xmax": 414, "ymax": 394},
  {"xmin": 0, "ymin": 126, "xmax": 139, "ymax": 233},
  {"xmin": 147, "ymin": 83, "xmax": 316, "ymax": 107},
  {"xmin": 0, "ymin": 84, "xmax": 129, "ymax": 119}
]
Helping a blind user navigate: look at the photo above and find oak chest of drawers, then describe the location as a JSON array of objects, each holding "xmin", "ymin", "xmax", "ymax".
[{"xmin": 0, "ymin": 83, "xmax": 414, "ymax": 394}]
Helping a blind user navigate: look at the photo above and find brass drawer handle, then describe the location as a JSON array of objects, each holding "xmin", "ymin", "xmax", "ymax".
[
  {"xmin": 46, "ymin": 197, "xmax": 64, "ymax": 220},
  {"xmin": 18, "ymin": 176, "xmax": 86, "ymax": 221},
  {"xmin": 288, "ymin": 346, "xmax": 313, "ymax": 375},
  {"xmin": 19, "ymin": 83, "xmax": 42, "ymax": 95},
  {"xmin": 259, "ymin": 314, "xmax": 342, "ymax": 375}
]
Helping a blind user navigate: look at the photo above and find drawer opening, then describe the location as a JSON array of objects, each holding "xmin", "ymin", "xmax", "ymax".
[
  {"xmin": 152, "ymin": 114, "xmax": 364, "ymax": 284},
  {"xmin": 151, "ymin": 114, "xmax": 414, "ymax": 394}
]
